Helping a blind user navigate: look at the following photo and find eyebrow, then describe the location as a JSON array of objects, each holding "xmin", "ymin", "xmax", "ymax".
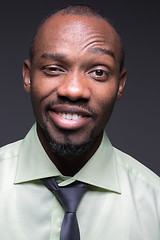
[
  {"xmin": 41, "ymin": 48, "xmax": 115, "ymax": 61},
  {"xmin": 88, "ymin": 47, "xmax": 115, "ymax": 59},
  {"xmin": 41, "ymin": 53, "xmax": 67, "ymax": 60}
]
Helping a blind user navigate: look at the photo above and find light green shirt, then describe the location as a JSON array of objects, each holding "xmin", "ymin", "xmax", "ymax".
[{"xmin": 0, "ymin": 124, "xmax": 160, "ymax": 240}]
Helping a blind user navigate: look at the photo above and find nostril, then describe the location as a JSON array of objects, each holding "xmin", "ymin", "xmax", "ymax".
[
  {"xmin": 58, "ymin": 95, "xmax": 89, "ymax": 104},
  {"xmin": 57, "ymin": 83, "xmax": 90, "ymax": 102}
]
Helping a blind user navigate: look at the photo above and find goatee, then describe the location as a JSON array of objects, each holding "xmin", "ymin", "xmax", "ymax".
[{"xmin": 43, "ymin": 129, "xmax": 98, "ymax": 160}]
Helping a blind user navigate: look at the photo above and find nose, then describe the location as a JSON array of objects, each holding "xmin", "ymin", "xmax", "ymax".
[{"xmin": 57, "ymin": 72, "xmax": 91, "ymax": 102}]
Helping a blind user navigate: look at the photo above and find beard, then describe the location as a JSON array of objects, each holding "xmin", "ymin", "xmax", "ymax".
[
  {"xmin": 33, "ymin": 94, "xmax": 117, "ymax": 161},
  {"xmin": 37, "ymin": 98, "xmax": 101, "ymax": 160},
  {"xmin": 42, "ymin": 127, "xmax": 99, "ymax": 160}
]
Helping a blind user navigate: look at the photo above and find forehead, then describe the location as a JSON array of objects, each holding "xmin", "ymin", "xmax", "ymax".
[{"xmin": 34, "ymin": 14, "xmax": 121, "ymax": 62}]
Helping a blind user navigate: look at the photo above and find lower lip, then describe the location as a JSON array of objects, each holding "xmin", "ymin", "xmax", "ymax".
[{"xmin": 48, "ymin": 111, "xmax": 91, "ymax": 130}]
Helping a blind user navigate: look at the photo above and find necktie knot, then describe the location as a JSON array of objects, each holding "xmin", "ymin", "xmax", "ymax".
[
  {"xmin": 42, "ymin": 178, "xmax": 87, "ymax": 212},
  {"xmin": 55, "ymin": 185, "xmax": 87, "ymax": 213}
]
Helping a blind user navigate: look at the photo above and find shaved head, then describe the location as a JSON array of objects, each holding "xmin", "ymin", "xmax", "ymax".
[{"xmin": 29, "ymin": 4, "xmax": 125, "ymax": 71}]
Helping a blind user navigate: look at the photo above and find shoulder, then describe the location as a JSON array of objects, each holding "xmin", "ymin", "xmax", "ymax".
[
  {"xmin": 0, "ymin": 140, "xmax": 23, "ymax": 184},
  {"xmin": 0, "ymin": 140, "xmax": 22, "ymax": 162},
  {"xmin": 114, "ymin": 147, "xmax": 160, "ymax": 192}
]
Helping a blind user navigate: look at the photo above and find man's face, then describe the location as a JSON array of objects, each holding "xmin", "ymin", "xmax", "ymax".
[{"xmin": 23, "ymin": 14, "xmax": 126, "ymax": 156}]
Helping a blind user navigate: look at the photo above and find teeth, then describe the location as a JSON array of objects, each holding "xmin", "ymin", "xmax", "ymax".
[{"xmin": 58, "ymin": 113, "xmax": 82, "ymax": 120}]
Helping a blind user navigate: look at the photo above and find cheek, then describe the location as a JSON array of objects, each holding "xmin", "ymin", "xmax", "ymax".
[
  {"xmin": 30, "ymin": 71, "xmax": 58, "ymax": 98},
  {"xmin": 92, "ymin": 83, "xmax": 118, "ymax": 123},
  {"xmin": 30, "ymin": 82, "xmax": 47, "ymax": 115},
  {"xmin": 93, "ymin": 82, "xmax": 118, "ymax": 108},
  {"xmin": 30, "ymin": 82, "xmax": 56, "ymax": 115},
  {"xmin": 31, "ymin": 83, "xmax": 50, "ymax": 100}
]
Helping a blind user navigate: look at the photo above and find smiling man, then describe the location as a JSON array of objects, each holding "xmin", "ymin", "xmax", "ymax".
[
  {"xmin": 0, "ymin": 5, "xmax": 160, "ymax": 240},
  {"xmin": 23, "ymin": 7, "xmax": 126, "ymax": 177}
]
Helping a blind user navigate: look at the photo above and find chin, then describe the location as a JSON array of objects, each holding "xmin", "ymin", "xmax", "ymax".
[{"xmin": 43, "ymin": 127, "xmax": 100, "ymax": 159}]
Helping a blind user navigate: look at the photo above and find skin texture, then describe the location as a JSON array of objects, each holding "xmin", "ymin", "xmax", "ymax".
[{"xmin": 23, "ymin": 13, "xmax": 127, "ymax": 176}]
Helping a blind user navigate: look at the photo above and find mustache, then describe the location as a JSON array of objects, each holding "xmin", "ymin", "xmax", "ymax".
[{"xmin": 46, "ymin": 98, "xmax": 97, "ymax": 119}]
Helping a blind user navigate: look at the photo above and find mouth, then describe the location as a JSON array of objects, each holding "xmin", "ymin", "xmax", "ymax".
[{"xmin": 48, "ymin": 105, "xmax": 92, "ymax": 130}]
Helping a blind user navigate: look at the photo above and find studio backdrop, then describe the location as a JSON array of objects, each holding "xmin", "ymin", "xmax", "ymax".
[{"xmin": 0, "ymin": 0, "xmax": 160, "ymax": 175}]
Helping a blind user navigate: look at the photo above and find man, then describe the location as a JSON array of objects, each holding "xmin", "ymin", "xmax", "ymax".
[{"xmin": 0, "ymin": 4, "xmax": 159, "ymax": 240}]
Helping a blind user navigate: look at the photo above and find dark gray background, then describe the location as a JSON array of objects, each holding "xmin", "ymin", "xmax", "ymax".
[{"xmin": 0, "ymin": 0, "xmax": 160, "ymax": 175}]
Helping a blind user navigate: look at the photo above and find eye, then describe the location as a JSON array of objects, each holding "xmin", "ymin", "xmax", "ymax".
[
  {"xmin": 41, "ymin": 65, "xmax": 65, "ymax": 76},
  {"xmin": 94, "ymin": 69, "xmax": 106, "ymax": 76},
  {"xmin": 88, "ymin": 68, "xmax": 110, "ymax": 81},
  {"xmin": 48, "ymin": 67, "xmax": 60, "ymax": 71}
]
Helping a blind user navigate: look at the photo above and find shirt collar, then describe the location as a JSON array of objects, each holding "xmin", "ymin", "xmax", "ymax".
[
  {"xmin": 14, "ymin": 124, "xmax": 120, "ymax": 193},
  {"xmin": 14, "ymin": 124, "xmax": 61, "ymax": 184}
]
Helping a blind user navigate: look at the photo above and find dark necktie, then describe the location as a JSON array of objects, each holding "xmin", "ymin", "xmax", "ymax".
[{"xmin": 42, "ymin": 177, "xmax": 87, "ymax": 240}]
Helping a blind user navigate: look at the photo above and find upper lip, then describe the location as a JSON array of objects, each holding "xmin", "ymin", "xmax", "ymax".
[{"xmin": 49, "ymin": 105, "xmax": 92, "ymax": 117}]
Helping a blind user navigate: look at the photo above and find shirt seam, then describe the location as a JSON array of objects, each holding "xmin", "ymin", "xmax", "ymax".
[{"xmin": 118, "ymin": 162, "xmax": 160, "ymax": 193}]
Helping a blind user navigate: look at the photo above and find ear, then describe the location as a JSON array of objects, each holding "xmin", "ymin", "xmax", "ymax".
[
  {"xmin": 23, "ymin": 59, "xmax": 31, "ymax": 94},
  {"xmin": 117, "ymin": 68, "xmax": 127, "ymax": 100}
]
